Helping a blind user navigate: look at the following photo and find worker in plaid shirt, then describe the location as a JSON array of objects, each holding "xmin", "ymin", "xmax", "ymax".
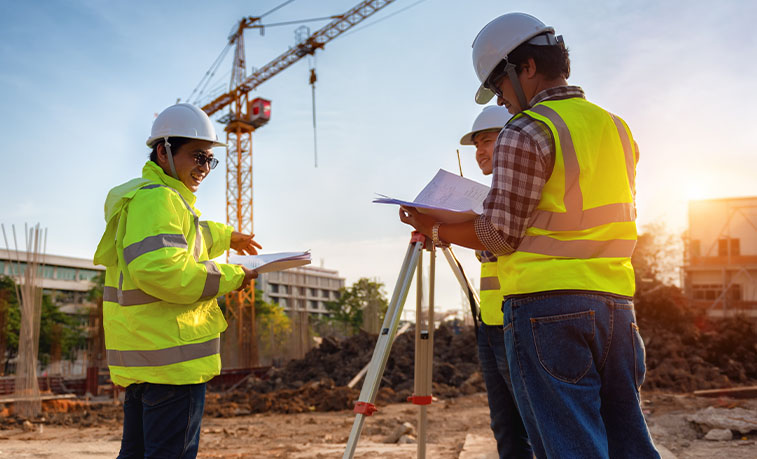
[{"xmin": 400, "ymin": 13, "xmax": 660, "ymax": 459}]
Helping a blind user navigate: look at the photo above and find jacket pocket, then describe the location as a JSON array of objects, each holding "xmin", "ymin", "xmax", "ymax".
[
  {"xmin": 176, "ymin": 302, "xmax": 228, "ymax": 342},
  {"xmin": 531, "ymin": 310, "xmax": 595, "ymax": 384}
]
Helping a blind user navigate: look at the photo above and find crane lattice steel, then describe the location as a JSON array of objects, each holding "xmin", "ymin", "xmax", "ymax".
[{"xmin": 195, "ymin": 0, "xmax": 397, "ymax": 367}]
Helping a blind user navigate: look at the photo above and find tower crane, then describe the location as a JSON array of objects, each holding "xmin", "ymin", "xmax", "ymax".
[{"xmin": 191, "ymin": 0, "xmax": 398, "ymax": 367}]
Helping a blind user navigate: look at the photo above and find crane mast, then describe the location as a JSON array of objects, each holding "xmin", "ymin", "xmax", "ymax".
[{"xmin": 204, "ymin": 0, "xmax": 396, "ymax": 368}]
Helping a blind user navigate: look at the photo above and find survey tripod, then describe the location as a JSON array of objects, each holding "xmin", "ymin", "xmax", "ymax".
[{"xmin": 343, "ymin": 232, "xmax": 480, "ymax": 459}]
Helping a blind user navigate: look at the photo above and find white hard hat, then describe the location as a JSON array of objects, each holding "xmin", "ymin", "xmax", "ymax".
[
  {"xmin": 472, "ymin": 13, "xmax": 557, "ymax": 104},
  {"xmin": 460, "ymin": 106, "xmax": 512, "ymax": 145},
  {"xmin": 146, "ymin": 103, "xmax": 226, "ymax": 148}
]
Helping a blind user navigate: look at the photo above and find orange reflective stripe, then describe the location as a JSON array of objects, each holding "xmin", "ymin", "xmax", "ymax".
[
  {"xmin": 107, "ymin": 337, "xmax": 220, "ymax": 367},
  {"xmin": 480, "ymin": 276, "xmax": 500, "ymax": 291},
  {"xmin": 519, "ymin": 235, "xmax": 636, "ymax": 258}
]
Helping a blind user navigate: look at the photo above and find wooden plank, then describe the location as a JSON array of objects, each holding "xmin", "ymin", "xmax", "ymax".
[
  {"xmin": 693, "ymin": 386, "xmax": 757, "ymax": 399},
  {"xmin": 0, "ymin": 393, "xmax": 76, "ymax": 404}
]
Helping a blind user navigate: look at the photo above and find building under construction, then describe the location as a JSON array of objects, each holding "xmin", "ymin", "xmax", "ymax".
[{"xmin": 683, "ymin": 196, "xmax": 757, "ymax": 318}]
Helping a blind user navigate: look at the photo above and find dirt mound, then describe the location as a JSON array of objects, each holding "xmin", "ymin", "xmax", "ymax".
[
  {"xmin": 206, "ymin": 322, "xmax": 485, "ymax": 416},
  {"xmin": 637, "ymin": 285, "xmax": 757, "ymax": 393}
]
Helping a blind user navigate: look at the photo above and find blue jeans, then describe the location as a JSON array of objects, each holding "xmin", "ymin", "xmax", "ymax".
[
  {"xmin": 118, "ymin": 382, "xmax": 207, "ymax": 459},
  {"xmin": 477, "ymin": 322, "xmax": 532, "ymax": 458},
  {"xmin": 502, "ymin": 293, "xmax": 660, "ymax": 459}
]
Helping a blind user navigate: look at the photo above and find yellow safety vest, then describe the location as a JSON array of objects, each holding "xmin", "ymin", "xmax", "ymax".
[
  {"xmin": 479, "ymin": 260, "xmax": 503, "ymax": 325},
  {"xmin": 498, "ymin": 98, "xmax": 638, "ymax": 297},
  {"xmin": 94, "ymin": 161, "xmax": 244, "ymax": 387}
]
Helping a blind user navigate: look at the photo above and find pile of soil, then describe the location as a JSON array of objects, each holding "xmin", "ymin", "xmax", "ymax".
[
  {"xmin": 0, "ymin": 399, "xmax": 121, "ymax": 429},
  {"xmin": 206, "ymin": 322, "xmax": 485, "ymax": 416}
]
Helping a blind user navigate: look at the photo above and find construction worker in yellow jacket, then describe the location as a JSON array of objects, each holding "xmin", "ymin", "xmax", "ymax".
[
  {"xmin": 399, "ymin": 13, "xmax": 659, "ymax": 458},
  {"xmin": 94, "ymin": 103, "xmax": 260, "ymax": 459},
  {"xmin": 461, "ymin": 105, "xmax": 531, "ymax": 458}
]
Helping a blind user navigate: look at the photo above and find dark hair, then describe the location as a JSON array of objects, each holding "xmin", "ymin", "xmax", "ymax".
[
  {"xmin": 507, "ymin": 40, "xmax": 571, "ymax": 80},
  {"xmin": 149, "ymin": 137, "xmax": 193, "ymax": 163}
]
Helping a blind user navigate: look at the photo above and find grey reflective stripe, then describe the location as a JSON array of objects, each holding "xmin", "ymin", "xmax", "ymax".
[
  {"xmin": 103, "ymin": 286, "xmax": 117, "ymax": 303},
  {"xmin": 103, "ymin": 286, "xmax": 159, "ymax": 306},
  {"xmin": 519, "ymin": 235, "xmax": 636, "ymax": 259},
  {"xmin": 102, "ymin": 276, "xmax": 160, "ymax": 307},
  {"xmin": 200, "ymin": 222, "xmax": 213, "ymax": 252},
  {"xmin": 530, "ymin": 202, "xmax": 635, "ymax": 232},
  {"xmin": 610, "ymin": 114, "xmax": 636, "ymax": 194},
  {"xmin": 107, "ymin": 337, "xmax": 220, "ymax": 367},
  {"xmin": 200, "ymin": 260, "xmax": 221, "ymax": 300},
  {"xmin": 140, "ymin": 184, "xmax": 202, "ymax": 261},
  {"xmin": 526, "ymin": 104, "xmax": 636, "ymax": 231},
  {"xmin": 530, "ymin": 104, "xmax": 582, "ymax": 214},
  {"xmin": 123, "ymin": 233, "xmax": 188, "ymax": 265},
  {"xmin": 480, "ymin": 276, "xmax": 500, "ymax": 291}
]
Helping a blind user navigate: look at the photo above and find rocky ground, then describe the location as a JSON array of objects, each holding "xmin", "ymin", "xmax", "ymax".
[{"xmin": 2, "ymin": 289, "xmax": 757, "ymax": 457}]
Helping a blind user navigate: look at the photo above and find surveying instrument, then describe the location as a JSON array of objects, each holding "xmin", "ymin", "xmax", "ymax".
[{"xmin": 343, "ymin": 231, "xmax": 480, "ymax": 458}]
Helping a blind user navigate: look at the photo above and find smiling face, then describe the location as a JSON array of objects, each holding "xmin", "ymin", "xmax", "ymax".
[
  {"xmin": 157, "ymin": 139, "xmax": 216, "ymax": 192},
  {"xmin": 473, "ymin": 130, "xmax": 498, "ymax": 175}
]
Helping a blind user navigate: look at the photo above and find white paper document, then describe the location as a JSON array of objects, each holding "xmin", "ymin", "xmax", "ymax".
[
  {"xmin": 373, "ymin": 169, "xmax": 490, "ymax": 223},
  {"xmin": 229, "ymin": 251, "xmax": 311, "ymax": 273}
]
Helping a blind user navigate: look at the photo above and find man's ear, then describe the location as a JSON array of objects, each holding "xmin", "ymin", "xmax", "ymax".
[
  {"xmin": 523, "ymin": 57, "xmax": 538, "ymax": 79},
  {"xmin": 156, "ymin": 143, "xmax": 168, "ymax": 167}
]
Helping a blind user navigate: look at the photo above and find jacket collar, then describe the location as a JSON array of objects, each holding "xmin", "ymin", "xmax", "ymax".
[{"xmin": 141, "ymin": 161, "xmax": 198, "ymax": 209}]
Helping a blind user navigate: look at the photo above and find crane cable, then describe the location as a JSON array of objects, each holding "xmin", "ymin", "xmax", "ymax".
[{"xmin": 186, "ymin": 42, "xmax": 233, "ymax": 104}]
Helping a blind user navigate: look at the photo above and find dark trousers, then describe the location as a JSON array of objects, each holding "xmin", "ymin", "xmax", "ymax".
[{"xmin": 118, "ymin": 382, "xmax": 206, "ymax": 459}]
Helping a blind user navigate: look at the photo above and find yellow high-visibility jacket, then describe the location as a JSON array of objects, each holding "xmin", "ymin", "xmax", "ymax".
[
  {"xmin": 477, "ymin": 254, "xmax": 503, "ymax": 325},
  {"xmin": 94, "ymin": 161, "xmax": 244, "ymax": 387},
  {"xmin": 498, "ymin": 98, "xmax": 638, "ymax": 297}
]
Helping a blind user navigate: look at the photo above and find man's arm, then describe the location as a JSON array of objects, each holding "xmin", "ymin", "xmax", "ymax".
[{"xmin": 124, "ymin": 189, "xmax": 245, "ymax": 303}]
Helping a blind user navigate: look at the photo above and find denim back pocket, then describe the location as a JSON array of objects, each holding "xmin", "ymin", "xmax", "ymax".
[
  {"xmin": 631, "ymin": 322, "xmax": 647, "ymax": 390},
  {"xmin": 531, "ymin": 310, "xmax": 595, "ymax": 384}
]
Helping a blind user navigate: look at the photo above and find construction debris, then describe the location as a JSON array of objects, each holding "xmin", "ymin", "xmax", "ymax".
[{"xmin": 686, "ymin": 406, "xmax": 757, "ymax": 435}]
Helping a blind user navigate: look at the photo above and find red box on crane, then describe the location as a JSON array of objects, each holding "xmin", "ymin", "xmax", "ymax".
[{"xmin": 248, "ymin": 98, "xmax": 271, "ymax": 129}]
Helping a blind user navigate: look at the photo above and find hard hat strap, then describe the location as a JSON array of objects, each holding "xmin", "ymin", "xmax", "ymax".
[
  {"xmin": 504, "ymin": 62, "xmax": 530, "ymax": 111},
  {"xmin": 164, "ymin": 137, "xmax": 179, "ymax": 180}
]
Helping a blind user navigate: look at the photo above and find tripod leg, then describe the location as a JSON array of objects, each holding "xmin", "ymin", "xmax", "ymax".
[
  {"xmin": 413, "ymin": 248, "xmax": 435, "ymax": 458},
  {"xmin": 442, "ymin": 246, "xmax": 480, "ymax": 334},
  {"xmin": 343, "ymin": 235, "xmax": 424, "ymax": 459}
]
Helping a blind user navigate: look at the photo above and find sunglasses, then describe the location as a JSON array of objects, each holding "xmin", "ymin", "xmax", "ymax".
[
  {"xmin": 193, "ymin": 152, "xmax": 219, "ymax": 170},
  {"xmin": 484, "ymin": 59, "xmax": 511, "ymax": 99}
]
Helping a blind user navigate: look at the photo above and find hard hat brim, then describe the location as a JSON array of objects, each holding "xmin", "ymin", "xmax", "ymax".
[
  {"xmin": 460, "ymin": 131, "xmax": 476, "ymax": 146},
  {"xmin": 475, "ymin": 85, "xmax": 495, "ymax": 105},
  {"xmin": 146, "ymin": 136, "xmax": 228, "ymax": 148}
]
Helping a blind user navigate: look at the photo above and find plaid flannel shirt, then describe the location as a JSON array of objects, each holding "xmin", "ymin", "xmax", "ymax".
[{"xmin": 474, "ymin": 86, "xmax": 633, "ymax": 256}]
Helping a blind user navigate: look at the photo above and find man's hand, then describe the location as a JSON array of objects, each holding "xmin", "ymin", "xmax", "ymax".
[
  {"xmin": 399, "ymin": 206, "xmax": 435, "ymax": 237},
  {"xmin": 230, "ymin": 231, "xmax": 262, "ymax": 255},
  {"xmin": 237, "ymin": 266, "xmax": 258, "ymax": 291}
]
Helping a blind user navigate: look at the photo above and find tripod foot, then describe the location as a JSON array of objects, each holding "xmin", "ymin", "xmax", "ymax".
[{"xmin": 353, "ymin": 401, "xmax": 377, "ymax": 416}]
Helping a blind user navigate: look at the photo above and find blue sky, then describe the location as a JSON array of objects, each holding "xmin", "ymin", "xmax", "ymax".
[{"xmin": 1, "ymin": 0, "xmax": 755, "ymax": 312}]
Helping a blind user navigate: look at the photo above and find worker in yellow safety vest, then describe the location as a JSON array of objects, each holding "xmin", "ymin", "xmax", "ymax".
[
  {"xmin": 398, "ymin": 13, "xmax": 660, "ymax": 458},
  {"xmin": 460, "ymin": 105, "xmax": 531, "ymax": 458},
  {"xmin": 94, "ymin": 103, "xmax": 260, "ymax": 459}
]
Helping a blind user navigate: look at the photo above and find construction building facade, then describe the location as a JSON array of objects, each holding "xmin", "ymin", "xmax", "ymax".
[
  {"xmin": 257, "ymin": 265, "xmax": 345, "ymax": 318},
  {"xmin": 683, "ymin": 197, "xmax": 757, "ymax": 318},
  {"xmin": 0, "ymin": 250, "xmax": 104, "ymax": 314}
]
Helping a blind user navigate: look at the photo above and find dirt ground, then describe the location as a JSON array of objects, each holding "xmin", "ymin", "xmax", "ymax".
[{"xmin": 1, "ymin": 391, "xmax": 755, "ymax": 458}]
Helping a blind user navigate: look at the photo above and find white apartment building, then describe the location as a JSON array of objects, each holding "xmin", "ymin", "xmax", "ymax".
[
  {"xmin": 683, "ymin": 197, "xmax": 757, "ymax": 318},
  {"xmin": 0, "ymin": 249, "xmax": 104, "ymax": 313},
  {"xmin": 256, "ymin": 265, "xmax": 345, "ymax": 318}
]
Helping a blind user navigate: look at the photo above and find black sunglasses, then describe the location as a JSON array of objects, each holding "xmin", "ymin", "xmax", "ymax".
[
  {"xmin": 484, "ymin": 59, "xmax": 511, "ymax": 99},
  {"xmin": 193, "ymin": 152, "xmax": 219, "ymax": 170}
]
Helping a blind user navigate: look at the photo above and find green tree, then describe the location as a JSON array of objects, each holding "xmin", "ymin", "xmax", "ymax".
[
  {"xmin": 254, "ymin": 290, "xmax": 291, "ymax": 360},
  {"xmin": 323, "ymin": 278, "xmax": 388, "ymax": 335},
  {"xmin": 0, "ymin": 275, "xmax": 86, "ymax": 367}
]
